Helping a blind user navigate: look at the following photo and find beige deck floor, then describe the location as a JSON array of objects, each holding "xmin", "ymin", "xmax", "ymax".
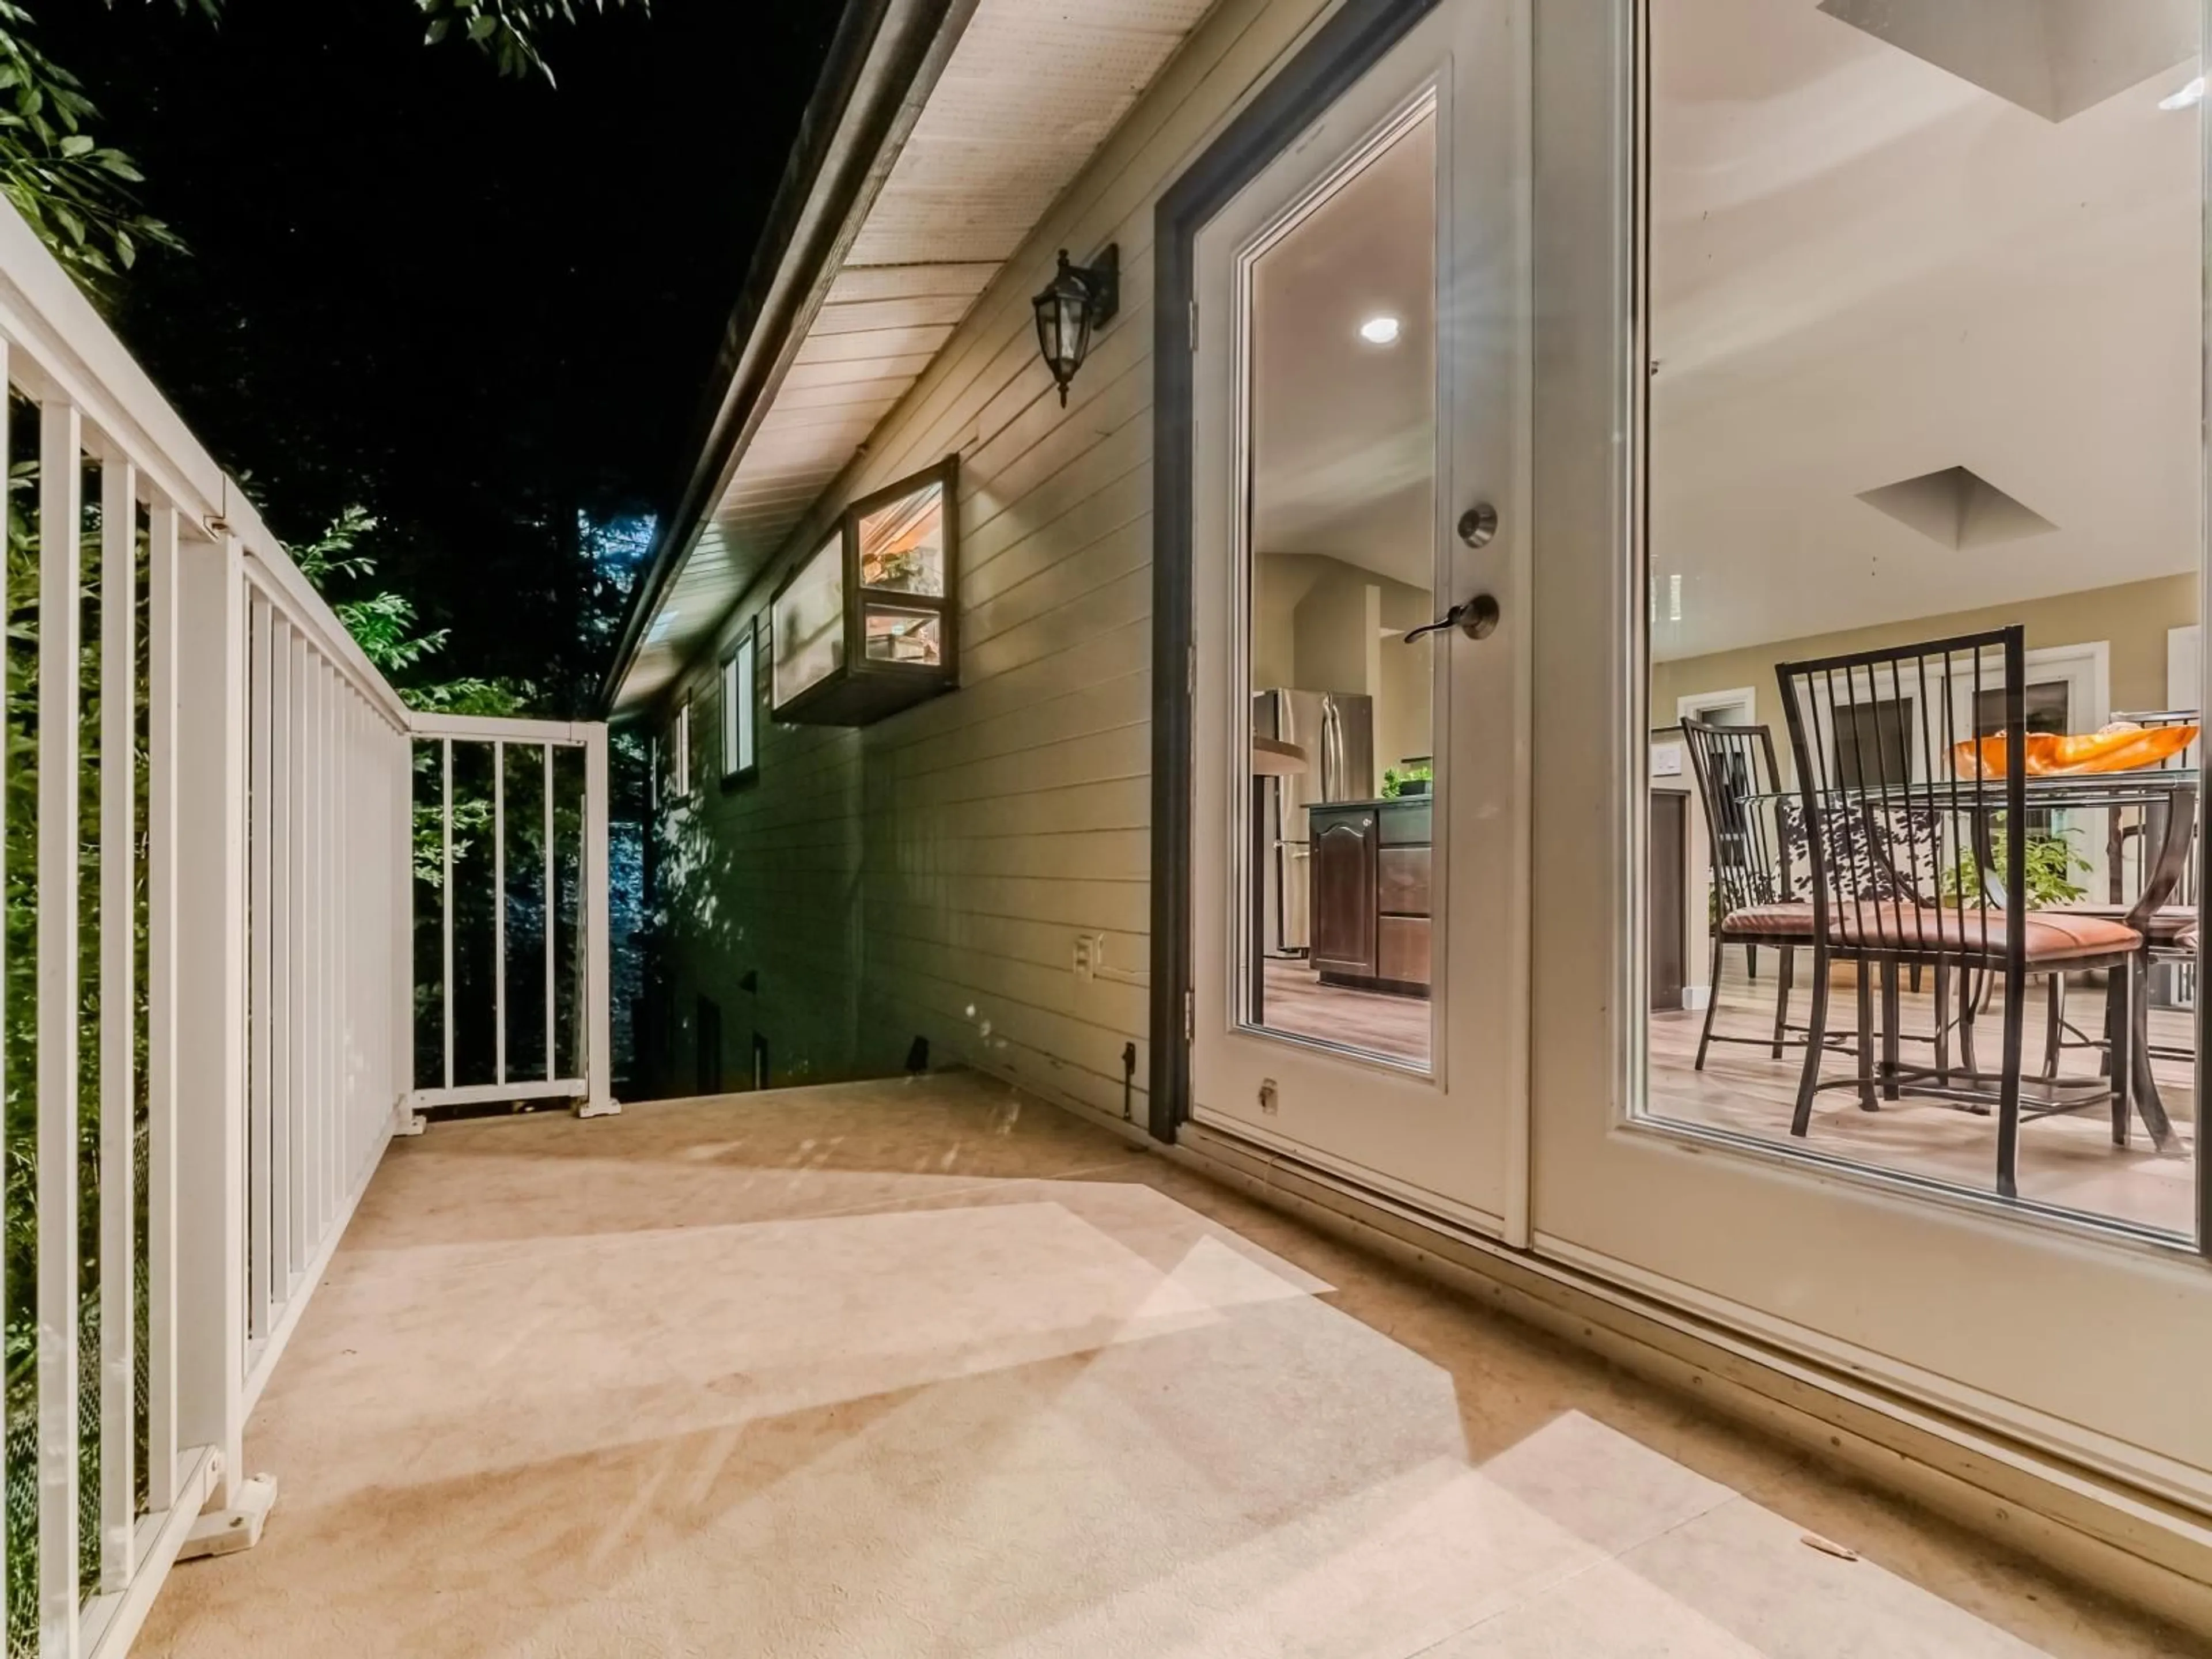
[{"xmin": 139, "ymin": 1072, "xmax": 2194, "ymax": 1658}]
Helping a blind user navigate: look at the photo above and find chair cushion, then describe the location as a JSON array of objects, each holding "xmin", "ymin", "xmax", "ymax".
[
  {"xmin": 1829, "ymin": 907, "xmax": 2140, "ymax": 963},
  {"xmin": 1719, "ymin": 903, "xmax": 1816, "ymax": 939},
  {"xmin": 2180, "ymin": 924, "xmax": 2200, "ymax": 956},
  {"xmin": 2054, "ymin": 903, "xmax": 2196, "ymax": 941}
]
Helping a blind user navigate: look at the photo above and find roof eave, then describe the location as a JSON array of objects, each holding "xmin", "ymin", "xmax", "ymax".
[{"xmin": 597, "ymin": 0, "xmax": 972, "ymax": 717}]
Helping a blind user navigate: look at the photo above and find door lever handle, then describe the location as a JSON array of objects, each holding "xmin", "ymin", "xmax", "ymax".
[{"xmin": 1404, "ymin": 593, "xmax": 1501, "ymax": 643}]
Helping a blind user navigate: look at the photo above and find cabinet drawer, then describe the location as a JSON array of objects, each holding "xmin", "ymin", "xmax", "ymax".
[
  {"xmin": 1378, "ymin": 802, "xmax": 1431, "ymax": 845},
  {"xmin": 1377, "ymin": 916, "xmax": 1431, "ymax": 987},
  {"xmin": 1377, "ymin": 846, "xmax": 1430, "ymax": 915}
]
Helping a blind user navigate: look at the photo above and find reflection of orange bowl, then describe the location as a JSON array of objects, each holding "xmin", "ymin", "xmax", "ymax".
[{"xmin": 1951, "ymin": 726, "xmax": 2198, "ymax": 778}]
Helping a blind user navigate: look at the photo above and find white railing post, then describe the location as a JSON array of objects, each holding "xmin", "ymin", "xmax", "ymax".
[
  {"xmin": 172, "ymin": 531, "xmax": 249, "ymax": 1520},
  {"xmin": 97, "ymin": 452, "xmax": 139, "ymax": 1594},
  {"xmin": 287, "ymin": 628, "xmax": 309, "ymax": 1277},
  {"xmin": 441, "ymin": 737, "xmax": 454, "ymax": 1093},
  {"xmin": 393, "ymin": 724, "xmax": 414, "ymax": 1135},
  {"xmin": 494, "ymin": 739, "xmax": 507, "ymax": 1085},
  {"xmin": 247, "ymin": 595, "xmax": 273, "ymax": 1348},
  {"xmin": 145, "ymin": 503, "xmax": 181, "ymax": 1520},
  {"xmin": 268, "ymin": 620, "xmax": 293, "ymax": 1297},
  {"xmin": 581, "ymin": 725, "xmax": 617, "ymax": 1117},
  {"xmin": 543, "ymin": 744, "xmax": 556, "ymax": 1080},
  {"xmin": 36, "ymin": 395, "xmax": 85, "ymax": 1659}
]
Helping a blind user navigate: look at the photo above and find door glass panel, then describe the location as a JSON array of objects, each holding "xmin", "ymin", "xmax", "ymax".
[
  {"xmin": 1238, "ymin": 100, "xmax": 1438, "ymax": 1071},
  {"xmin": 1640, "ymin": 0, "xmax": 2203, "ymax": 1241}
]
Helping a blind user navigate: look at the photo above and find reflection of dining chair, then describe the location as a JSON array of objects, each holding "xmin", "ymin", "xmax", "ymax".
[
  {"xmin": 1679, "ymin": 719, "xmax": 1814, "ymax": 1068},
  {"xmin": 1775, "ymin": 626, "xmax": 2144, "ymax": 1200}
]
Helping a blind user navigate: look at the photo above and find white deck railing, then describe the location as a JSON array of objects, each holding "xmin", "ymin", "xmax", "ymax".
[{"xmin": 0, "ymin": 200, "xmax": 613, "ymax": 1659}]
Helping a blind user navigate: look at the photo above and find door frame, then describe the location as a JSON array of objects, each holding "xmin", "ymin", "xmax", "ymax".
[{"xmin": 1151, "ymin": 0, "xmax": 1445, "ymax": 1144}]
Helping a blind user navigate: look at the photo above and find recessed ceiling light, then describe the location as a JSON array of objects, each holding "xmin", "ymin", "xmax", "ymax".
[
  {"xmin": 2161, "ymin": 76, "xmax": 2206, "ymax": 110},
  {"xmin": 1358, "ymin": 315, "xmax": 1401, "ymax": 345}
]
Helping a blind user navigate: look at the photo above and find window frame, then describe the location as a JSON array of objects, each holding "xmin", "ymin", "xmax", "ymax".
[
  {"xmin": 767, "ymin": 455, "xmax": 961, "ymax": 725},
  {"xmin": 666, "ymin": 696, "xmax": 693, "ymax": 800},
  {"xmin": 721, "ymin": 618, "xmax": 762, "ymax": 788}
]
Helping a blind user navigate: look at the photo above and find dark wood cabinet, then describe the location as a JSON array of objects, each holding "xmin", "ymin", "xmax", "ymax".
[
  {"xmin": 1309, "ymin": 798, "xmax": 1431, "ymax": 995},
  {"xmin": 1309, "ymin": 811, "xmax": 1377, "ymax": 979},
  {"xmin": 1649, "ymin": 789, "xmax": 1688, "ymax": 1010}
]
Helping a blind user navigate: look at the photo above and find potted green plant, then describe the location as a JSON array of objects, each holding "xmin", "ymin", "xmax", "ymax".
[{"xmin": 1383, "ymin": 757, "xmax": 1433, "ymax": 798}]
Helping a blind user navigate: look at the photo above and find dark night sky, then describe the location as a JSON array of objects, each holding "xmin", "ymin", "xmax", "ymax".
[{"xmin": 36, "ymin": 0, "xmax": 839, "ymax": 707}]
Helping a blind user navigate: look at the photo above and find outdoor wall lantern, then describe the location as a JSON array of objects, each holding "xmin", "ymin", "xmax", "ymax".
[{"xmin": 1031, "ymin": 244, "xmax": 1119, "ymax": 406}]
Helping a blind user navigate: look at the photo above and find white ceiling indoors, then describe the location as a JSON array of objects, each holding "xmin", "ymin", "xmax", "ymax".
[
  {"xmin": 1251, "ymin": 108, "xmax": 1437, "ymax": 594},
  {"xmin": 1649, "ymin": 0, "xmax": 2203, "ymax": 664}
]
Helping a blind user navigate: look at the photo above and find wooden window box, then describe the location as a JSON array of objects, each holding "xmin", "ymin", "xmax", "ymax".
[{"xmin": 770, "ymin": 457, "xmax": 959, "ymax": 726}]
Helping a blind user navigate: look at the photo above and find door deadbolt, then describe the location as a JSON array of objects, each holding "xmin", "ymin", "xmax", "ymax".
[{"xmin": 1457, "ymin": 502, "xmax": 1498, "ymax": 548}]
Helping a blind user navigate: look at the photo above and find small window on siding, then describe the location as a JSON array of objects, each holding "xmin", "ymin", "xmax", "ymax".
[
  {"xmin": 667, "ymin": 698, "xmax": 692, "ymax": 798},
  {"xmin": 722, "ymin": 624, "xmax": 759, "ymax": 783}
]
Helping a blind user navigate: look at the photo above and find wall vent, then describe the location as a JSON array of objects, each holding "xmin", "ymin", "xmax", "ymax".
[
  {"xmin": 1855, "ymin": 465, "xmax": 2057, "ymax": 551},
  {"xmin": 1817, "ymin": 0, "xmax": 2196, "ymax": 123}
]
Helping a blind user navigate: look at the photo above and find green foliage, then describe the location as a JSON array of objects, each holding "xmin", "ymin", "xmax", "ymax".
[
  {"xmin": 282, "ymin": 501, "xmax": 537, "ymax": 881},
  {"xmin": 417, "ymin": 0, "xmax": 650, "ymax": 84},
  {"xmin": 1381, "ymin": 759, "xmax": 1433, "ymax": 799},
  {"xmin": 0, "ymin": 0, "xmax": 642, "ymax": 291},
  {"xmin": 1940, "ymin": 822, "xmax": 2092, "ymax": 911},
  {"xmin": 0, "ymin": 0, "xmax": 185, "ymax": 286}
]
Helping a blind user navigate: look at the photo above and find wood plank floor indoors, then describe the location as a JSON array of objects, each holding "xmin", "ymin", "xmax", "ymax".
[
  {"xmin": 1652, "ymin": 960, "xmax": 2197, "ymax": 1237},
  {"xmin": 1256, "ymin": 952, "xmax": 2193, "ymax": 1236}
]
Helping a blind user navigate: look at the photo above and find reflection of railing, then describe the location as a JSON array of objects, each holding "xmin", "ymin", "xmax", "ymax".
[{"xmin": 0, "ymin": 200, "xmax": 613, "ymax": 1658}]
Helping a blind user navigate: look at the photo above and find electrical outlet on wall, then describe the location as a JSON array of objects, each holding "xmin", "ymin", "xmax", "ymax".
[{"xmin": 1073, "ymin": 933, "xmax": 1102, "ymax": 979}]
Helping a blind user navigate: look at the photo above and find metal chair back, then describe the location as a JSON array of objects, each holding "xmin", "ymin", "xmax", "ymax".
[
  {"xmin": 1775, "ymin": 625, "xmax": 2027, "ymax": 974},
  {"xmin": 1678, "ymin": 719, "xmax": 1791, "ymax": 919}
]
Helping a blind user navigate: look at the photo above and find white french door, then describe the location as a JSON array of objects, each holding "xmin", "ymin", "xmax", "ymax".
[{"xmin": 1188, "ymin": 0, "xmax": 1529, "ymax": 1233}]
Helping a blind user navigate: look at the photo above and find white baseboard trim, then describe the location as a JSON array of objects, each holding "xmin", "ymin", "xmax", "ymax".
[
  {"xmin": 1680, "ymin": 983, "xmax": 1711, "ymax": 1009},
  {"xmin": 1164, "ymin": 1119, "xmax": 2212, "ymax": 1638}
]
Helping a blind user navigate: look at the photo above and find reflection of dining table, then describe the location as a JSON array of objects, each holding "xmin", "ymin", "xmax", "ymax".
[{"xmin": 1747, "ymin": 770, "xmax": 2198, "ymax": 1145}]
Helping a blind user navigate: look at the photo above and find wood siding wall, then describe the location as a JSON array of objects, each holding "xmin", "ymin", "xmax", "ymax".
[{"xmin": 652, "ymin": 0, "xmax": 1339, "ymax": 1124}]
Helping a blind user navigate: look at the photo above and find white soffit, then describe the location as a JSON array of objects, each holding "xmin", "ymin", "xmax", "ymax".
[{"xmin": 622, "ymin": 0, "xmax": 1214, "ymax": 712}]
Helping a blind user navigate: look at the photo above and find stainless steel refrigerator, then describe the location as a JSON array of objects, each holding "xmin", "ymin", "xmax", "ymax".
[{"xmin": 1252, "ymin": 690, "xmax": 1375, "ymax": 956}]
